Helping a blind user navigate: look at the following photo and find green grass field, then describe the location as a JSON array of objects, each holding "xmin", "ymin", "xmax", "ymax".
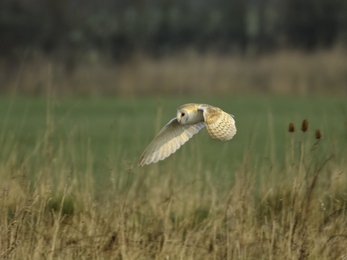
[{"xmin": 1, "ymin": 95, "xmax": 347, "ymax": 259}]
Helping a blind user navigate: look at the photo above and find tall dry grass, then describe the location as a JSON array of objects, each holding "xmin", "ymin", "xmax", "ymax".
[
  {"xmin": 1, "ymin": 49, "xmax": 347, "ymax": 96},
  {"xmin": 1, "ymin": 108, "xmax": 347, "ymax": 259}
]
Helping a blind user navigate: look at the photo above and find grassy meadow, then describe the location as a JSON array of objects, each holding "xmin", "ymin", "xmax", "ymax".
[{"xmin": 0, "ymin": 95, "xmax": 347, "ymax": 259}]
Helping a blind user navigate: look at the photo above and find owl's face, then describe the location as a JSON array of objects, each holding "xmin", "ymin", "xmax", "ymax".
[{"xmin": 177, "ymin": 108, "xmax": 189, "ymax": 124}]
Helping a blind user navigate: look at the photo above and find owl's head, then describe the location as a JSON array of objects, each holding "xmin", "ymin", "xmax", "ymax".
[{"xmin": 177, "ymin": 108, "xmax": 189, "ymax": 124}]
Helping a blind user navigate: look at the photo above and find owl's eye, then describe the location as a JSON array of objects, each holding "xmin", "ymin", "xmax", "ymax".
[{"xmin": 181, "ymin": 113, "xmax": 185, "ymax": 117}]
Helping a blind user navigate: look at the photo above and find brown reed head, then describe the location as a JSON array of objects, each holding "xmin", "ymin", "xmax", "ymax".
[
  {"xmin": 315, "ymin": 129, "xmax": 322, "ymax": 140},
  {"xmin": 301, "ymin": 119, "xmax": 308, "ymax": 132},
  {"xmin": 288, "ymin": 123, "xmax": 295, "ymax": 133}
]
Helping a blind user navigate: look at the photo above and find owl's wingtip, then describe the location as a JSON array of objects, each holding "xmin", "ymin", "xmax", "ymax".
[
  {"xmin": 138, "ymin": 159, "xmax": 145, "ymax": 167},
  {"xmin": 138, "ymin": 157, "xmax": 151, "ymax": 167}
]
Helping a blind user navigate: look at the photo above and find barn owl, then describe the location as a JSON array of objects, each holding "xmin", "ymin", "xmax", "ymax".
[{"xmin": 138, "ymin": 103, "xmax": 236, "ymax": 166}]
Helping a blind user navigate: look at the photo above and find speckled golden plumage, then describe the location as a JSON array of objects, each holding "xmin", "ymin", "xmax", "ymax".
[{"xmin": 205, "ymin": 108, "xmax": 236, "ymax": 141}]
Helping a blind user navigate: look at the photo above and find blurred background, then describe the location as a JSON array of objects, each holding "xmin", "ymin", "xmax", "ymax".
[{"xmin": 0, "ymin": 0, "xmax": 347, "ymax": 96}]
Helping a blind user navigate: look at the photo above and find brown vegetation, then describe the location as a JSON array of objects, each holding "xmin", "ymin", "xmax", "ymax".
[{"xmin": 1, "ymin": 49, "xmax": 347, "ymax": 96}]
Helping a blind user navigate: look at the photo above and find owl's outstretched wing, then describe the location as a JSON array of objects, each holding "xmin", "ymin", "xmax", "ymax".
[
  {"xmin": 138, "ymin": 118, "xmax": 205, "ymax": 166},
  {"xmin": 198, "ymin": 104, "xmax": 236, "ymax": 141}
]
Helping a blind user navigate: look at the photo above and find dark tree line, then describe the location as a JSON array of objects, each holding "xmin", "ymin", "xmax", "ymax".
[{"xmin": 0, "ymin": 0, "xmax": 346, "ymax": 63}]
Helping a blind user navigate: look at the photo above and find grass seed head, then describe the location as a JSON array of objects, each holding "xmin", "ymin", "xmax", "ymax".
[
  {"xmin": 301, "ymin": 119, "xmax": 308, "ymax": 132},
  {"xmin": 315, "ymin": 129, "xmax": 322, "ymax": 140},
  {"xmin": 288, "ymin": 123, "xmax": 295, "ymax": 133}
]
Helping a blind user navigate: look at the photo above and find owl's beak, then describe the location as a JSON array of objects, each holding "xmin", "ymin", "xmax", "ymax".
[{"xmin": 177, "ymin": 112, "xmax": 181, "ymax": 123}]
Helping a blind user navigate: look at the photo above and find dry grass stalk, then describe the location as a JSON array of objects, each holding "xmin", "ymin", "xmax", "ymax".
[{"xmin": 1, "ymin": 149, "xmax": 345, "ymax": 259}]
